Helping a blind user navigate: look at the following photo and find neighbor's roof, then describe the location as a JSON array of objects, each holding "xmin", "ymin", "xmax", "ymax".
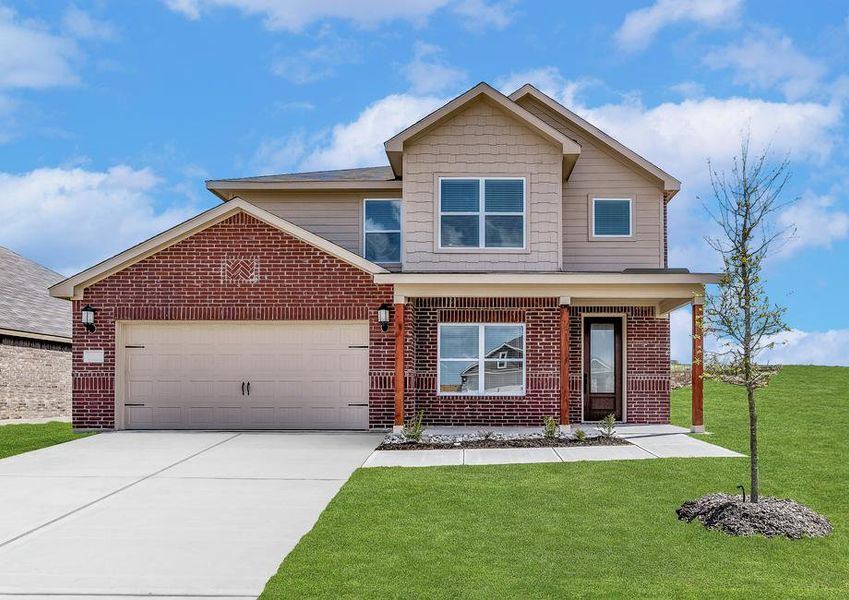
[{"xmin": 0, "ymin": 246, "xmax": 71, "ymax": 342}]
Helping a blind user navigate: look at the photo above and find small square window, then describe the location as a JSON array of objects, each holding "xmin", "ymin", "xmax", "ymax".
[{"xmin": 592, "ymin": 198, "xmax": 632, "ymax": 237}]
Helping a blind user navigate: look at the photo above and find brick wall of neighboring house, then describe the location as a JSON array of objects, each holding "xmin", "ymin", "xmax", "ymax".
[
  {"xmin": 403, "ymin": 299, "xmax": 670, "ymax": 426},
  {"xmin": 72, "ymin": 212, "xmax": 395, "ymax": 430},
  {"xmin": 0, "ymin": 335, "xmax": 71, "ymax": 420}
]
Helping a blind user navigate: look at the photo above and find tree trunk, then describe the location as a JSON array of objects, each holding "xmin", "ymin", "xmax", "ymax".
[{"xmin": 747, "ymin": 386, "xmax": 759, "ymax": 503}]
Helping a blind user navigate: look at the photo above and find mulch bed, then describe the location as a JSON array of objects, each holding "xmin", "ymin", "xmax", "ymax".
[
  {"xmin": 377, "ymin": 436, "xmax": 631, "ymax": 451},
  {"xmin": 677, "ymin": 493, "xmax": 832, "ymax": 539}
]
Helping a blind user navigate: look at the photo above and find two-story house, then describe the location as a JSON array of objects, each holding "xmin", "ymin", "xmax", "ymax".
[{"xmin": 50, "ymin": 83, "xmax": 719, "ymax": 433}]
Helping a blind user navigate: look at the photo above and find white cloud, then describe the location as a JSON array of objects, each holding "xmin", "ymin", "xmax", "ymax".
[
  {"xmin": 62, "ymin": 6, "xmax": 116, "ymax": 41},
  {"xmin": 496, "ymin": 67, "xmax": 597, "ymax": 107},
  {"xmin": 669, "ymin": 81, "xmax": 705, "ymax": 98},
  {"xmin": 453, "ymin": 0, "xmax": 515, "ymax": 31},
  {"xmin": 164, "ymin": 0, "xmax": 453, "ymax": 32},
  {"xmin": 777, "ymin": 192, "xmax": 849, "ymax": 256},
  {"xmin": 0, "ymin": 6, "xmax": 80, "ymax": 89},
  {"xmin": 704, "ymin": 27, "xmax": 826, "ymax": 100},
  {"xmin": 671, "ymin": 307, "xmax": 849, "ymax": 367},
  {"xmin": 0, "ymin": 166, "xmax": 198, "ymax": 275},
  {"xmin": 615, "ymin": 0, "xmax": 742, "ymax": 52},
  {"xmin": 403, "ymin": 42, "xmax": 466, "ymax": 95},
  {"xmin": 299, "ymin": 93, "xmax": 445, "ymax": 170}
]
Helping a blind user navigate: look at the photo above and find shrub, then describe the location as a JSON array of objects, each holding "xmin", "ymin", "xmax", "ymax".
[
  {"xmin": 477, "ymin": 430, "xmax": 494, "ymax": 440},
  {"xmin": 573, "ymin": 428, "xmax": 587, "ymax": 442},
  {"xmin": 402, "ymin": 411, "xmax": 425, "ymax": 442},
  {"xmin": 596, "ymin": 414, "xmax": 617, "ymax": 439},
  {"xmin": 543, "ymin": 415, "xmax": 558, "ymax": 439}
]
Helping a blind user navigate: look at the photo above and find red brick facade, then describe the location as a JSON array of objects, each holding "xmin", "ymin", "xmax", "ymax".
[
  {"xmin": 72, "ymin": 213, "xmax": 395, "ymax": 429},
  {"xmin": 71, "ymin": 212, "xmax": 671, "ymax": 430}
]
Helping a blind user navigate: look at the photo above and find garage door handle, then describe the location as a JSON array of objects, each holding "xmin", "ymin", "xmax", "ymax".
[
  {"xmin": 246, "ymin": 381, "xmax": 250, "ymax": 396},
  {"xmin": 241, "ymin": 381, "xmax": 245, "ymax": 396},
  {"xmin": 348, "ymin": 403, "xmax": 368, "ymax": 407}
]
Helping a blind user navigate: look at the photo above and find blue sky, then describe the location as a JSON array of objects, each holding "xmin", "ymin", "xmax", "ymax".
[{"xmin": 1, "ymin": 0, "xmax": 848, "ymax": 364}]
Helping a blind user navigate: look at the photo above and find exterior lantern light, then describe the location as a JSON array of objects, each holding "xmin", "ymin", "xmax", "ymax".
[
  {"xmin": 377, "ymin": 303, "xmax": 391, "ymax": 332},
  {"xmin": 81, "ymin": 304, "xmax": 96, "ymax": 333}
]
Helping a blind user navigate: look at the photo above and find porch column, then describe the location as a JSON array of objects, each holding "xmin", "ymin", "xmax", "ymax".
[
  {"xmin": 559, "ymin": 296, "xmax": 571, "ymax": 430},
  {"xmin": 393, "ymin": 296, "xmax": 406, "ymax": 432},
  {"xmin": 691, "ymin": 296, "xmax": 705, "ymax": 433}
]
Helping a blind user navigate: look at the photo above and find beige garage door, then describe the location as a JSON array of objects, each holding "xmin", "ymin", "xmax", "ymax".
[{"xmin": 122, "ymin": 321, "xmax": 369, "ymax": 430}]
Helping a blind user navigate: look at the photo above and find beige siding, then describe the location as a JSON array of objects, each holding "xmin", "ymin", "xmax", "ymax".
[
  {"xmin": 403, "ymin": 98, "xmax": 562, "ymax": 271},
  {"xmin": 234, "ymin": 190, "xmax": 400, "ymax": 256},
  {"xmin": 519, "ymin": 97, "xmax": 666, "ymax": 271}
]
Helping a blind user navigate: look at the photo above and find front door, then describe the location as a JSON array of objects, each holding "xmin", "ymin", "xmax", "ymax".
[{"xmin": 583, "ymin": 317, "xmax": 623, "ymax": 421}]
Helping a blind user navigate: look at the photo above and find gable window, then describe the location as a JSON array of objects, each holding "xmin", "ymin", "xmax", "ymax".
[
  {"xmin": 364, "ymin": 199, "xmax": 401, "ymax": 263},
  {"xmin": 592, "ymin": 198, "xmax": 632, "ymax": 237},
  {"xmin": 439, "ymin": 178, "xmax": 525, "ymax": 249},
  {"xmin": 438, "ymin": 324, "xmax": 525, "ymax": 395}
]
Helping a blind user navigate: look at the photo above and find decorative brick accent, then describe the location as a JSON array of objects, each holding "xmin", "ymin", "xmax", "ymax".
[
  {"xmin": 1, "ymin": 335, "xmax": 71, "ymax": 420},
  {"xmin": 72, "ymin": 213, "xmax": 395, "ymax": 430}
]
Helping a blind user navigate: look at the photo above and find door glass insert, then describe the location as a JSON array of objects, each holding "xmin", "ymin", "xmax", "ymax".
[{"xmin": 590, "ymin": 323, "xmax": 615, "ymax": 394}]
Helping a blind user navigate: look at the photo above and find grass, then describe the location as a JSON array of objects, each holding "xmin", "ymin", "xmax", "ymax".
[
  {"xmin": 261, "ymin": 366, "xmax": 849, "ymax": 599},
  {"xmin": 0, "ymin": 421, "xmax": 94, "ymax": 460}
]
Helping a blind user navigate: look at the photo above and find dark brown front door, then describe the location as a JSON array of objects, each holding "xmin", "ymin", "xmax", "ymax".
[{"xmin": 583, "ymin": 317, "xmax": 623, "ymax": 421}]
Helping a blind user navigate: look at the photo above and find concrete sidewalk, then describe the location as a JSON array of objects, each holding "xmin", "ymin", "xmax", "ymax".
[{"xmin": 363, "ymin": 424, "xmax": 743, "ymax": 468}]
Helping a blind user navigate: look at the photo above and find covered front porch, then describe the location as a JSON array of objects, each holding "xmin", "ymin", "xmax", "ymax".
[{"xmin": 376, "ymin": 271, "xmax": 719, "ymax": 432}]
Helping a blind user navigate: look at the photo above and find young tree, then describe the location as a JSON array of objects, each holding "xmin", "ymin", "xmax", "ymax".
[{"xmin": 703, "ymin": 135, "xmax": 795, "ymax": 503}]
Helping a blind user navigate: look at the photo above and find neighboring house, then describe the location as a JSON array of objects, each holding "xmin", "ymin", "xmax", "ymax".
[
  {"xmin": 49, "ymin": 82, "xmax": 718, "ymax": 432},
  {"xmin": 0, "ymin": 246, "xmax": 71, "ymax": 420}
]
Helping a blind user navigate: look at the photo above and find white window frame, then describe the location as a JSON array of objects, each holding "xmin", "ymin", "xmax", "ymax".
[
  {"xmin": 438, "ymin": 177, "xmax": 526, "ymax": 250},
  {"xmin": 363, "ymin": 199, "xmax": 402, "ymax": 264},
  {"xmin": 437, "ymin": 323, "xmax": 526, "ymax": 396},
  {"xmin": 591, "ymin": 197, "xmax": 633, "ymax": 239}
]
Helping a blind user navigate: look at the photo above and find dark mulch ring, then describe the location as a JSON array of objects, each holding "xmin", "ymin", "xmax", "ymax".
[
  {"xmin": 677, "ymin": 493, "xmax": 833, "ymax": 539},
  {"xmin": 377, "ymin": 436, "xmax": 631, "ymax": 451}
]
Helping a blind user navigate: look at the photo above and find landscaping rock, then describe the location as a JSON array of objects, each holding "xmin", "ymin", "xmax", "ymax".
[
  {"xmin": 677, "ymin": 493, "xmax": 832, "ymax": 539},
  {"xmin": 379, "ymin": 429, "xmax": 628, "ymax": 450}
]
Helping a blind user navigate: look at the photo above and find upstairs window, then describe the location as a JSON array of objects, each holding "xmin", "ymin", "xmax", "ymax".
[
  {"xmin": 592, "ymin": 198, "xmax": 632, "ymax": 237},
  {"xmin": 439, "ymin": 178, "xmax": 525, "ymax": 249},
  {"xmin": 364, "ymin": 199, "xmax": 401, "ymax": 263}
]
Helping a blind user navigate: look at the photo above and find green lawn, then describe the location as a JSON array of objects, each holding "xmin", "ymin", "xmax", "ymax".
[
  {"xmin": 0, "ymin": 421, "xmax": 94, "ymax": 460},
  {"xmin": 261, "ymin": 366, "xmax": 849, "ymax": 599}
]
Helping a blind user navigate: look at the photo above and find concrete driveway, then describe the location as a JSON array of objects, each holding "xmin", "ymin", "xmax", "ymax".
[{"xmin": 0, "ymin": 431, "xmax": 380, "ymax": 599}]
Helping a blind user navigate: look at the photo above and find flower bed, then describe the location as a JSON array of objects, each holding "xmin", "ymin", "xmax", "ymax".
[{"xmin": 378, "ymin": 430, "xmax": 630, "ymax": 451}]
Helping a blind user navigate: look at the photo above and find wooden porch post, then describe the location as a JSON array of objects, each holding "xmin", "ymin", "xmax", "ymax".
[
  {"xmin": 559, "ymin": 297, "xmax": 571, "ymax": 430},
  {"xmin": 393, "ymin": 299, "xmax": 406, "ymax": 431},
  {"xmin": 691, "ymin": 297, "xmax": 705, "ymax": 433}
]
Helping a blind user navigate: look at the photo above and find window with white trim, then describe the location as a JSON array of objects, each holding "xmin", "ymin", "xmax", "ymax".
[
  {"xmin": 439, "ymin": 178, "xmax": 525, "ymax": 249},
  {"xmin": 592, "ymin": 198, "xmax": 632, "ymax": 237},
  {"xmin": 438, "ymin": 324, "xmax": 525, "ymax": 395},
  {"xmin": 364, "ymin": 199, "xmax": 401, "ymax": 263}
]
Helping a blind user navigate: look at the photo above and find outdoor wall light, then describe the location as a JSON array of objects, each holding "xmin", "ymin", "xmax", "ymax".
[
  {"xmin": 377, "ymin": 303, "xmax": 391, "ymax": 332},
  {"xmin": 81, "ymin": 304, "xmax": 96, "ymax": 333}
]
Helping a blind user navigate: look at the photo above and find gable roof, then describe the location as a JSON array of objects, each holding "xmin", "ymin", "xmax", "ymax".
[
  {"xmin": 509, "ymin": 84, "xmax": 681, "ymax": 199},
  {"xmin": 49, "ymin": 198, "xmax": 388, "ymax": 300},
  {"xmin": 384, "ymin": 82, "xmax": 582, "ymax": 179},
  {"xmin": 0, "ymin": 246, "xmax": 71, "ymax": 341}
]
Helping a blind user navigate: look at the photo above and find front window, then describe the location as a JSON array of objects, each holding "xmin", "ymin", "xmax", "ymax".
[
  {"xmin": 438, "ymin": 324, "xmax": 525, "ymax": 395},
  {"xmin": 439, "ymin": 178, "xmax": 525, "ymax": 249},
  {"xmin": 364, "ymin": 199, "xmax": 401, "ymax": 263},
  {"xmin": 592, "ymin": 198, "xmax": 632, "ymax": 237}
]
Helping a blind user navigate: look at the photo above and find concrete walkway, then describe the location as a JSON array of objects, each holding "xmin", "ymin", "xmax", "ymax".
[
  {"xmin": 0, "ymin": 431, "xmax": 381, "ymax": 599},
  {"xmin": 363, "ymin": 424, "xmax": 743, "ymax": 468}
]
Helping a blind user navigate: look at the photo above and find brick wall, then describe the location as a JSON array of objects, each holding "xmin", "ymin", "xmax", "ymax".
[
  {"xmin": 0, "ymin": 335, "xmax": 71, "ymax": 420},
  {"xmin": 403, "ymin": 300, "xmax": 670, "ymax": 427},
  {"xmin": 73, "ymin": 212, "xmax": 395, "ymax": 430},
  {"xmin": 567, "ymin": 305, "xmax": 670, "ymax": 424}
]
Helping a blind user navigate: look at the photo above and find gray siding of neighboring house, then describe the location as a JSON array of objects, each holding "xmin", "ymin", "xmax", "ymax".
[{"xmin": 0, "ymin": 335, "xmax": 71, "ymax": 420}]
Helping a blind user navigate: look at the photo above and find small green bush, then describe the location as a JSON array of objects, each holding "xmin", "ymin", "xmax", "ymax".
[
  {"xmin": 596, "ymin": 414, "xmax": 617, "ymax": 439},
  {"xmin": 402, "ymin": 411, "xmax": 425, "ymax": 442},
  {"xmin": 573, "ymin": 428, "xmax": 587, "ymax": 442},
  {"xmin": 542, "ymin": 416, "xmax": 558, "ymax": 439}
]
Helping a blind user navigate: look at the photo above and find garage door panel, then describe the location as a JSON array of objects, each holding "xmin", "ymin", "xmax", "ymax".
[{"xmin": 123, "ymin": 321, "xmax": 369, "ymax": 430}]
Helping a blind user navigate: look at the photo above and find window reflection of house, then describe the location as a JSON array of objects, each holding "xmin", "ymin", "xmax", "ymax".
[
  {"xmin": 590, "ymin": 356, "xmax": 614, "ymax": 393},
  {"xmin": 459, "ymin": 336, "xmax": 524, "ymax": 393}
]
